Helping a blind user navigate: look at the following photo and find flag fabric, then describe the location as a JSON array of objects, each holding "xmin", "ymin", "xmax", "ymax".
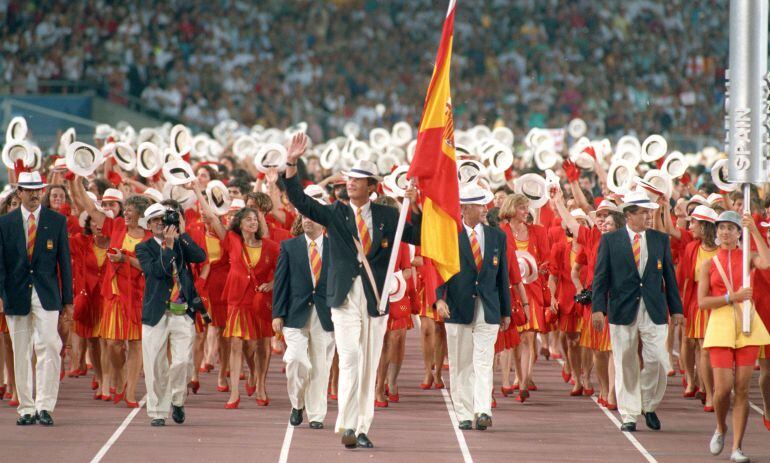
[{"xmin": 407, "ymin": 0, "xmax": 461, "ymax": 282}]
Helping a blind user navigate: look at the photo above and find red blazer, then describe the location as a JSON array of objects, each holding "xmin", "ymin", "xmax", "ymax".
[
  {"xmin": 222, "ymin": 231, "xmax": 279, "ymax": 310},
  {"xmin": 502, "ymin": 222, "xmax": 549, "ymax": 306}
]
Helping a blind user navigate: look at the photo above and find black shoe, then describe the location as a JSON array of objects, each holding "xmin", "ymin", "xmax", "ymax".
[
  {"xmin": 172, "ymin": 406, "xmax": 185, "ymax": 424},
  {"xmin": 356, "ymin": 433, "xmax": 374, "ymax": 448},
  {"xmin": 341, "ymin": 429, "xmax": 357, "ymax": 449},
  {"xmin": 150, "ymin": 418, "xmax": 165, "ymax": 427},
  {"xmin": 476, "ymin": 413, "xmax": 492, "ymax": 430},
  {"xmin": 290, "ymin": 408, "xmax": 304, "ymax": 426},
  {"xmin": 644, "ymin": 411, "xmax": 660, "ymax": 431},
  {"xmin": 458, "ymin": 420, "xmax": 472, "ymax": 430},
  {"xmin": 309, "ymin": 421, "xmax": 323, "ymax": 429},
  {"xmin": 620, "ymin": 422, "xmax": 636, "ymax": 432},
  {"xmin": 16, "ymin": 414, "xmax": 36, "ymax": 426},
  {"xmin": 37, "ymin": 410, "xmax": 54, "ymax": 426}
]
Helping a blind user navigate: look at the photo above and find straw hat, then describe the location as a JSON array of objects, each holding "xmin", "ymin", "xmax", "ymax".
[
  {"xmin": 65, "ymin": 142, "xmax": 103, "ymax": 177},
  {"xmin": 457, "ymin": 159, "xmax": 485, "ymax": 186},
  {"xmin": 136, "ymin": 142, "xmax": 163, "ymax": 178},
  {"xmin": 162, "ymin": 158, "xmax": 195, "ymax": 186},
  {"xmin": 459, "ymin": 186, "xmax": 494, "ymax": 206},
  {"xmin": 516, "ymin": 250, "xmax": 538, "ymax": 284},
  {"xmin": 640, "ymin": 134, "xmax": 668, "ymax": 163},
  {"xmin": 567, "ymin": 118, "xmax": 587, "ymax": 139},
  {"xmin": 660, "ymin": 151, "xmax": 687, "ymax": 178},
  {"xmin": 1, "ymin": 139, "xmax": 32, "ymax": 170},
  {"xmin": 391, "ymin": 121, "xmax": 413, "ymax": 147},
  {"xmin": 206, "ymin": 180, "xmax": 231, "ymax": 216},
  {"xmin": 5, "ymin": 116, "xmax": 28, "ymax": 142},
  {"xmin": 513, "ymin": 173, "xmax": 549, "ymax": 209},
  {"xmin": 253, "ymin": 143, "xmax": 288, "ymax": 173},
  {"xmin": 620, "ymin": 191, "xmax": 660, "ymax": 211},
  {"xmin": 169, "ymin": 124, "xmax": 193, "ymax": 156},
  {"xmin": 606, "ymin": 159, "xmax": 637, "ymax": 194},
  {"xmin": 711, "ymin": 159, "xmax": 738, "ymax": 192}
]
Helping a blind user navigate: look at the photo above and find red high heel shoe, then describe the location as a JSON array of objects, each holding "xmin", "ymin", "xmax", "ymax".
[
  {"xmin": 387, "ymin": 392, "xmax": 400, "ymax": 403},
  {"xmin": 93, "ymin": 392, "xmax": 103, "ymax": 400},
  {"xmin": 375, "ymin": 400, "xmax": 388, "ymax": 408},
  {"xmin": 569, "ymin": 378, "xmax": 576, "ymax": 385},
  {"xmin": 101, "ymin": 394, "xmax": 112, "ymax": 402},
  {"xmin": 598, "ymin": 396, "xmax": 607, "ymax": 407},
  {"xmin": 501, "ymin": 386, "xmax": 515, "ymax": 397},
  {"xmin": 217, "ymin": 384, "xmax": 230, "ymax": 393},
  {"xmin": 606, "ymin": 402, "xmax": 617, "ymax": 410},
  {"xmin": 683, "ymin": 389, "xmax": 697, "ymax": 398},
  {"xmin": 113, "ymin": 386, "xmax": 126, "ymax": 405},
  {"xmin": 4, "ymin": 392, "xmax": 12, "ymax": 399},
  {"xmin": 91, "ymin": 378, "xmax": 99, "ymax": 391},
  {"xmin": 512, "ymin": 382, "xmax": 520, "ymax": 390},
  {"xmin": 256, "ymin": 397, "xmax": 270, "ymax": 406},
  {"xmin": 570, "ymin": 387, "xmax": 584, "ymax": 397},
  {"xmin": 224, "ymin": 398, "xmax": 240, "ymax": 409},
  {"xmin": 539, "ymin": 347, "xmax": 550, "ymax": 361},
  {"xmin": 561, "ymin": 368, "xmax": 571, "ymax": 383},
  {"xmin": 245, "ymin": 384, "xmax": 256, "ymax": 397},
  {"xmin": 419, "ymin": 377, "xmax": 434, "ymax": 390},
  {"xmin": 205, "ymin": 363, "xmax": 215, "ymax": 372},
  {"xmin": 516, "ymin": 390, "xmax": 529, "ymax": 403},
  {"xmin": 8, "ymin": 399, "xmax": 19, "ymax": 407},
  {"xmin": 552, "ymin": 353, "xmax": 563, "ymax": 360},
  {"xmin": 198, "ymin": 366, "xmax": 208, "ymax": 373},
  {"xmin": 109, "ymin": 387, "xmax": 116, "ymax": 395},
  {"xmin": 583, "ymin": 388, "xmax": 594, "ymax": 397},
  {"xmin": 329, "ymin": 393, "xmax": 338, "ymax": 401},
  {"xmin": 239, "ymin": 373, "xmax": 246, "ymax": 380},
  {"xmin": 189, "ymin": 380, "xmax": 200, "ymax": 395},
  {"xmin": 491, "ymin": 397, "xmax": 497, "ymax": 408},
  {"xmin": 434, "ymin": 382, "xmax": 445, "ymax": 390},
  {"xmin": 125, "ymin": 399, "xmax": 139, "ymax": 408},
  {"xmin": 704, "ymin": 405, "xmax": 714, "ymax": 413},
  {"xmin": 529, "ymin": 384, "xmax": 538, "ymax": 391},
  {"xmin": 763, "ymin": 415, "xmax": 770, "ymax": 431}
]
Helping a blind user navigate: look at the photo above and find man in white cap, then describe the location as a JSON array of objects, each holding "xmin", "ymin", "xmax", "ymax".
[
  {"xmin": 281, "ymin": 133, "xmax": 421, "ymax": 449},
  {"xmin": 435, "ymin": 186, "xmax": 511, "ymax": 431},
  {"xmin": 592, "ymin": 190, "xmax": 683, "ymax": 432},
  {"xmin": 0, "ymin": 171, "xmax": 73, "ymax": 426}
]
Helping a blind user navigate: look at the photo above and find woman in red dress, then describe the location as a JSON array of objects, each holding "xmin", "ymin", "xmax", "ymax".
[
  {"xmin": 204, "ymin": 197, "xmax": 279, "ymax": 408},
  {"xmin": 499, "ymin": 194, "xmax": 550, "ymax": 400}
]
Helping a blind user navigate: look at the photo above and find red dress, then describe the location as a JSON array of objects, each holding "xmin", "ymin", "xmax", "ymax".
[
  {"xmin": 502, "ymin": 222, "xmax": 551, "ymax": 333},
  {"xmin": 575, "ymin": 225, "xmax": 611, "ymax": 351},
  {"xmin": 495, "ymin": 235, "xmax": 522, "ymax": 352},
  {"xmin": 222, "ymin": 232, "xmax": 279, "ymax": 340},
  {"xmin": 71, "ymin": 233, "xmax": 108, "ymax": 338},
  {"xmin": 188, "ymin": 223, "xmax": 230, "ymax": 328},
  {"xmin": 550, "ymin": 236, "xmax": 581, "ymax": 334},
  {"xmin": 388, "ymin": 244, "xmax": 415, "ymax": 331}
]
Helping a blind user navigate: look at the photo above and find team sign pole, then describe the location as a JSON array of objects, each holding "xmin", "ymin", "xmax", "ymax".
[{"xmin": 726, "ymin": 0, "xmax": 768, "ymax": 333}]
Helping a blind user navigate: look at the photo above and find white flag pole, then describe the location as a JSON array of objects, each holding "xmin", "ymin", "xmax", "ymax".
[{"xmin": 377, "ymin": 192, "xmax": 412, "ymax": 315}]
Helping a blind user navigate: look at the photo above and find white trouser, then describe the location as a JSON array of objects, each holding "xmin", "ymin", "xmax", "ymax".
[
  {"xmin": 6, "ymin": 289, "xmax": 62, "ymax": 416},
  {"xmin": 445, "ymin": 300, "xmax": 499, "ymax": 422},
  {"xmin": 609, "ymin": 301, "xmax": 669, "ymax": 424},
  {"xmin": 142, "ymin": 313, "xmax": 195, "ymax": 420},
  {"xmin": 283, "ymin": 309, "xmax": 335, "ymax": 423},
  {"xmin": 331, "ymin": 277, "xmax": 387, "ymax": 435}
]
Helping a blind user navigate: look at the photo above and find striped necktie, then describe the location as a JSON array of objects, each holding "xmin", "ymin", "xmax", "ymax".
[
  {"xmin": 470, "ymin": 230, "xmax": 482, "ymax": 270},
  {"xmin": 632, "ymin": 233, "xmax": 640, "ymax": 269},
  {"xmin": 355, "ymin": 208, "xmax": 371, "ymax": 254},
  {"xmin": 309, "ymin": 241, "xmax": 322, "ymax": 286},
  {"xmin": 27, "ymin": 214, "xmax": 36, "ymax": 260}
]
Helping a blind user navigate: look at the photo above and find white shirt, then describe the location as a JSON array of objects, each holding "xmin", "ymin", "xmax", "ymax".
[
  {"xmin": 350, "ymin": 201, "xmax": 373, "ymax": 241},
  {"xmin": 626, "ymin": 225, "xmax": 647, "ymax": 275},
  {"xmin": 21, "ymin": 205, "xmax": 41, "ymax": 245},
  {"xmin": 304, "ymin": 233, "xmax": 324, "ymax": 286},
  {"xmin": 464, "ymin": 222, "xmax": 484, "ymax": 260}
]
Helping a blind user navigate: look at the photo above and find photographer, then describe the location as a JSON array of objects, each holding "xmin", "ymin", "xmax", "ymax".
[{"xmin": 135, "ymin": 201, "xmax": 207, "ymax": 427}]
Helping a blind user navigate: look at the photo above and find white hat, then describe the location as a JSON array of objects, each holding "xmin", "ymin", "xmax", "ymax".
[
  {"xmin": 27, "ymin": 144, "xmax": 42, "ymax": 171},
  {"xmin": 711, "ymin": 159, "xmax": 738, "ymax": 192},
  {"xmin": 483, "ymin": 140, "xmax": 514, "ymax": 174},
  {"xmin": 707, "ymin": 193, "xmax": 725, "ymax": 206},
  {"xmin": 192, "ymin": 134, "xmax": 211, "ymax": 159},
  {"xmin": 320, "ymin": 143, "xmax": 340, "ymax": 170},
  {"xmin": 642, "ymin": 169, "xmax": 673, "ymax": 200},
  {"xmin": 141, "ymin": 187, "xmax": 163, "ymax": 204},
  {"xmin": 229, "ymin": 198, "xmax": 246, "ymax": 212},
  {"xmin": 457, "ymin": 159, "xmax": 485, "ymax": 186},
  {"xmin": 344, "ymin": 140, "xmax": 373, "ymax": 162},
  {"xmin": 162, "ymin": 182, "xmax": 196, "ymax": 210},
  {"xmin": 120, "ymin": 125, "xmax": 137, "ymax": 146},
  {"xmin": 101, "ymin": 188, "xmax": 124, "ymax": 203},
  {"xmin": 162, "ymin": 158, "xmax": 195, "ymax": 186},
  {"xmin": 534, "ymin": 144, "xmax": 561, "ymax": 171},
  {"xmin": 369, "ymin": 128, "xmax": 392, "ymax": 152},
  {"xmin": 590, "ymin": 199, "xmax": 620, "ymax": 219},
  {"xmin": 59, "ymin": 128, "xmax": 76, "ymax": 152},
  {"xmin": 93, "ymin": 123, "xmax": 116, "ymax": 141},
  {"xmin": 139, "ymin": 203, "xmax": 167, "ymax": 230},
  {"xmin": 391, "ymin": 122, "xmax": 413, "ymax": 147},
  {"xmin": 383, "ymin": 165, "xmax": 410, "ymax": 198},
  {"xmin": 570, "ymin": 208, "xmax": 590, "ymax": 223},
  {"xmin": 15, "ymin": 171, "xmax": 47, "ymax": 190},
  {"xmin": 1, "ymin": 139, "xmax": 32, "ymax": 169},
  {"xmin": 516, "ymin": 250, "xmax": 538, "ymax": 284},
  {"xmin": 111, "ymin": 142, "xmax": 137, "ymax": 171},
  {"xmin": 206, "ymin": 180, "xmax": 231, "ymax": 216},
  {"xmin": 342, "ymin": 159, "xmax": 380, "ymax": 180},
  {"xmin": 612, "ymin": 145, "xmax": 641, "ymax": 168},
  {"xmin": 567, "ymin": 118, "xmax": 587, "ymax": 139},
  {"xmin": 388, "ymin": 270, "xmax": 408, "ymax": 302},
  {"xmin": 52, "ymin": 156, "xmax": 68, "ymax": 172},
  {"xmin": 491, "ymin": 126, "xmax": 514, "ymax": 147},
  {"xmin": 616, "ymin": 135, "xmax": 641, "ymax": 157},
  {"xmin": 65, "ymin": 142, "xmax": 103, "ymax": 177},
  {"xmin": 253, "ymin": 143, "xmax": 288, "ymax": 173},
  {"xmin": 514, "ymin": 173, "xmax": 549, "ymax": 209},
  {"xmin": 5, "ymin": 116, "xmax": 28, "ymax": 142},
  {"xmin": 689, "ymin": 205, "xmax": 718, "ymax": 224},
  {"xmin": 136, "ymin": 142, "xmax": 162, "ymax": 178},
  {"xmin": 621, "ymin": 191, "xmax": 660, "ymax": 210},
  {"xmin": 343, "ymin": 122, "xmax": 360, "ymax": 138},
  {"xmin": 569, "ymin": 138, "xmax": 596, "ymax": 170},
  {"xmin": 137, "ymin": 127, "xmax": 163, "ymax": 147},
  {"xmin": 544, "ymin": 168, "xmax": 561, "ymax": 194},
  {"xmin": 661, "ymin": 151, "xmax": 687, "ymax": 179},
  {"xmin": 459, "ymin": 186, "xmax": 494, "ymax": 206},
  {"xmin": 233, "ymin": 134, "xmax": 259, "ymax": 160},
  {"xmin": 169, "ymin": 124, "xmax": 192, "ymax": 156},
  {"xmin": 606, "ymin": 159, "xmax": 637, "ymax": 194},
  {"xmin": 303, "ymin": 184, "xmax": 330, "ymax": 204},
  {"xmin": 687, "ymin": 194, "xmax": 710, "ymax": 207},
  {"xmin": 376, "ymin": 150, "xmax": 401, "ymax": 175},
  {"xmin": 640, "ymin": 134, "xmax": 668, "ymax": 163},
  {"xmin": 633, "ymin": 177, "xmax": 665, "ymax": 201}
]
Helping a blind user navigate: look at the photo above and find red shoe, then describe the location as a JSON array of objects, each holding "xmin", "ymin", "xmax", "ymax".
[
  {"xmin": 512, "ymin": 382, "xmax": 520, "ymax": 390},
  {"xmin": 697, "ymin": 391, "xmax": 707, "ymax": 404},
  {"xmin": 93, "ymin": 392, "xmax": 103, "ymax": 400},
  {"xmin": 217, "ymin": 385, "xmax": 230, "ymax": 393},
  {"xmin": 4, "ymin": 392, "xmax": 11, "ymax": 399},
  {"xmin": 491, "ymin": 398, "xmax": 497, "ymax": 408},
  {"xmin": 8, "ymin": 399, "xmax": 19, "ymax": 407},
  {"xmin": 606, "ymin": 403, "xmax": 617, "ymax": 410},
  {"xmin": 375, "ymin": 400, "xmax": 388, "ymax": 408},
  {"xmin": 225, "ymin": 398, "xmax": 240, "ymax": 409},
  {"xmin": 666, "ymin": 369, "xmax": 675, "ymax": 377},
  {"xmin": 245, "ymin": 384, "xmax": 256, "ymax": 397},
  {"xmin": 239, "ymin": 373, "xmax": 246, "ymax": 380},
  {"xmin": 434, "ymin": 382, "xmax": 445, "ymax": 390},
  {"xmin": 501, "ymin": 386, "xmax": 515, "ymax": 397},
  {"xmin": 329, "ymin": 393, "xmax": 338, "ymax": 401},
  {"xmin": 205, "ymin": 363, "xmax": 215, "ymax": 372},
  {"xmin": 704, "ymin": 406, "xmax": 715, "ymax": 413},
  {"xmin": 198, "ymin": 367, "xmax": 208, "ymax": 373},
  {"xmin": 189, "ymin": 380, "xmax": 200, "ymax": 395},
  {"xmin": 569, "ymin": 378, "xmax": 576, "ymax": 385},
  {"xmin": 87, "ymin": 363, "xmax": 93, "ymax": 370},
  {"xmin": 683, "ymin": 389, "xmax": 696, "ymax": 398},
  {"xmin": 256, "ymin": 398, "xmax": 269, "ymax": 406},
  {"xmin": 113, "ymin": 388, "xmax": 126, "ymax": 405},
  {"xmin": 109, "ymin": 387, "xmax": 116, "ymax": 395},
  {"xmin": 91, "ymin": 378, "xmax": 99, "ymax": 391},
  {"xmin": 101, "ymin": 394, "xmax": 112, "ymax": 402},
  {"xmin": 125, "ymin": 399, "xmax": 139, "ymax": 408},
  {"xmin": 387, "ymin": 393, "xmax": 400, "ymax": 403},
  {"xmin": 516, "ymin": 390, "xmax": 529, "ymax": 403},
  {"xmin": 570, "ymin": 387, "xmax": 584, "ymax": 397},
  {"xmin": 561, "ymin": 369, "xmax": 571, "ymax": 383},
  {"xmin": 552, "ymin": 353, "xmax": 563, "ymax": 360},
  {"xmin": 419, "ymin": 383, "xmax": 432, "ymax": 390},
  {"xmin": 598, "ymin": 397, "xmax": 607, "ymax": 407},
  {"xmin": 442, "ymin": 363, "xmax": 449, "ymax": 370},
  {"xmin": 529, "ymin": 384, "xmax": 538, "ymax": 391},
  {"xmin": 583, "ymin": 388, "xmax": 594, "ymax": 397},
  {"xmin": 763, "ymin": 415, "xmax": 770, "ymax": 430}
]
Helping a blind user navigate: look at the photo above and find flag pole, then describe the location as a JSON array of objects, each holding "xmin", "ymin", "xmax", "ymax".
[{"xmin": 377, "ymin": 182, "xmax": 413, "ymax": 315}]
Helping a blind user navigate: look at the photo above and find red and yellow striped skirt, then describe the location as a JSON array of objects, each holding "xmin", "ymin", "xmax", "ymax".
[{"xmin": 100, "ymin": 299, "xmax": 141, "ymax": 341}]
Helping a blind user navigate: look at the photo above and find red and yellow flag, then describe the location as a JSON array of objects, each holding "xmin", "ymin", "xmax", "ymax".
[{"xmin": 407, "ymin": 0, "xmax": 461, "ymax": 282}]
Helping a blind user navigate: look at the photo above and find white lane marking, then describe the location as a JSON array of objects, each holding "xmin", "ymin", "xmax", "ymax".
[
  {"xmin": 749, "ymin": 401, "xmax": 764, "ymax": 417},
  {"xmin": 90, "ymin": 395, "xmax": 147, "ymax": 463},
  {"xmin": 556, "ymin": 359, "xmax": 657, "ymax": 463},
  {"xmin": 441, "ymin": 388, "xmax": 474, "ymax": 463},
  {"xmin": 278, "ymin": 422, "xmax": 294, "ymax": 463}
]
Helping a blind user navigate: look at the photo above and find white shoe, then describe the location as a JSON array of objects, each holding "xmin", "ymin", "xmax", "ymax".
[
  {"xmin": 730, "ymin": 448, "xmax": 750, "ymax": 463},
  {"xmin": 709, "ymin": 431, "xmax": 724, "ymax": 456}
]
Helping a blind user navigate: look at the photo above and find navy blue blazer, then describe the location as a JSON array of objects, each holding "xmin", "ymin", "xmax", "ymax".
[
  {"xmin": 272, "ymin": 235, "xmax": 333, "ymax": 332},
  {"xmin": 282, "ymin": 175, "xmax": 421, "ymax": 317},
  {"xmin": 592, "ymin": 228, "xmax": 683, "ymax": 325},
  {"xmin": 0, "ymin": 207, "xmax": 73, "ymax": 314},
  {"xmin": 437, "ymin": 226, "xmax": 511, "ymax": 325},
  {"xmin": 135, "ymin": 233, "xmax": 207, "ymax": 327}
]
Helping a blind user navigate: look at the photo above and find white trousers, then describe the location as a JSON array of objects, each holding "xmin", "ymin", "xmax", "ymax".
[
  {"xmin": 609, "ymin": 301, "xmax": 669, "ymax": 424},
  {"xmin": 283, "ymin": 309, "xmax": 335, "ymax": 423},
  {"xmin": 6, "ymin": 289, "xmax": 62, "ymax": 416},
  {"xmin": 445, "ymin": 300, "xmax": 499, "ymax": 422},
  {"xmin": 331, "ymin": 277, "xmax": 387, "ymax": 435},
  {"xmin": 142, "ymin": 313, "xmax": 195, "ymax": 420}
]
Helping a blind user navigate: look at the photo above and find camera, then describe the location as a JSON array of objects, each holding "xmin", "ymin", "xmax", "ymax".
[
  {"xmin": 574, "ymin": 289, "xmax": 592, "ymax": 305},
  {"xmin": 190, "ymin": 296, "xmax": 212, "ymax": 324},
  {"xmin": 162, "ymin": 209, "xmax": 180, "ymax": 228}
]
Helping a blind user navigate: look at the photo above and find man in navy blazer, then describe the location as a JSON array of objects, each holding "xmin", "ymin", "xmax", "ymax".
[
  {"xmin": 592, "ymin": 191, "xmax": 683, "ymax": 432},
  {"xmin": 281, "ymin": 133, "xmax": 421, "ymax": 449},
  {"xmin": 272, "ymin": 214, "xmax": 334, "ymax": 429},
  {"xmin": 0, "ymin": 172, "xmax": 73, "ymax": 426},
  {"xmin": 135, "ymin": 202, "xmax": 206, "ymax": 427},
  {"xmin": 436, "ymin": 187, "xmax": 511, "ymax": 432}
]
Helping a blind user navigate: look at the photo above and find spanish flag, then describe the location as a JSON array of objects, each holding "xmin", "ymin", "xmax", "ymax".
[{"xmin": 407, "ymin": 0, "xmax": 460, "ymax": 282}]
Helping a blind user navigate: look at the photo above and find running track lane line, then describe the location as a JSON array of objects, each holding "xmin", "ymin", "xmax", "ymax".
[
  {"xmin": 555, "ymin": 359, "xmax": 657, "ymax": 463},
  {"xmin": 749, "ymin": 401, "xmax": 764, "ymax": 417},
  {"xmin": 278, "ymin": 422, "xmax": 294, "ymax": 463},
  {"xmin": 440, "ymin": 388, "xmax": 474, "ymax": 463},
  {"xmin": 89, "ymin": 395, "xmax": 148, "ymax": 463}
]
